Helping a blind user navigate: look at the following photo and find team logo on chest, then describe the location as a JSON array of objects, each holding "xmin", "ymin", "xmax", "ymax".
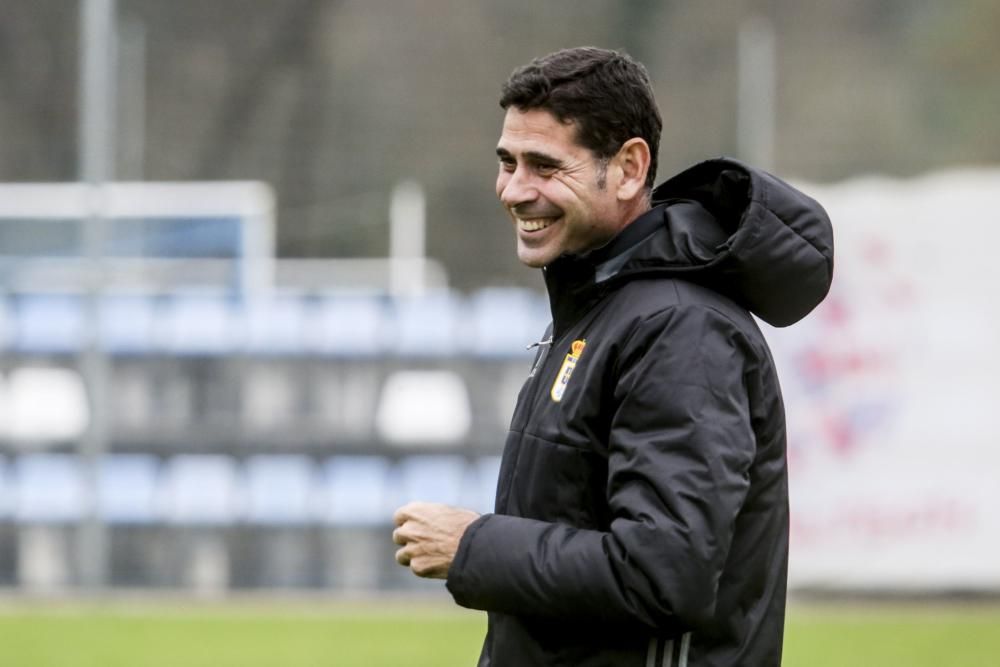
[{"xmin": 550, "ymin": 339, "xmax": 587, "ymax": 403}]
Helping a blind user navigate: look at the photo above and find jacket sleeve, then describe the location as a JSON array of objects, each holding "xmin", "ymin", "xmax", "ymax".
[{"xmin": 446, "ymin": 305, "xmax": 758, "ymax": 631}]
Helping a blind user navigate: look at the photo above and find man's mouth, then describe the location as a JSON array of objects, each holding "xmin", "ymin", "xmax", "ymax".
[{"xmin": 518, "ymin": 217, "xmax": 559, "ymax": 232}]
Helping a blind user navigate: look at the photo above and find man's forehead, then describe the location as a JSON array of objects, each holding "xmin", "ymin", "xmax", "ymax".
[{"xmin": 497, "ymin": 108, "xmax": 587, "ymax": 160}]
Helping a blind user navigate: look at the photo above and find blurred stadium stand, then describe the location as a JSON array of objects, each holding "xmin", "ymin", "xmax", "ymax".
[{"xmin": 0, "ymin": 286, "xmax": 549, "ymax": 592}]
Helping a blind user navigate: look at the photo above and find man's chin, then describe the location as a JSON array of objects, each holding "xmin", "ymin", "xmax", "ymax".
[{"xmin": 516, "ymin": 245, "xmax": 557, "ymax": 269}]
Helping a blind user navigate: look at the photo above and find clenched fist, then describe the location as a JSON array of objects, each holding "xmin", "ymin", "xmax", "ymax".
[{"xmin": 392, "ymin": 502, "xmax": 480, "ymax": 579}]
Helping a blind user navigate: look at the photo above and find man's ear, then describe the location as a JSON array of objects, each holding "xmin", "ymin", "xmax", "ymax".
[{"xmin": 612, "ymin": 138, "xmax": 651, "ymax": 202}]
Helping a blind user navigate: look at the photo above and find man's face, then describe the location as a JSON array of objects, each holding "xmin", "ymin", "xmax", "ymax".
[{"xmin": 495, "ymin": 107, "xmax": 627, "ymax": 268}]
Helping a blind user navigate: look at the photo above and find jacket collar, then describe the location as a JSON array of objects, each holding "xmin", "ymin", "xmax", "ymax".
[{"xmin": 542, "ymin": 205, "xmax": 663, "ymax": 337}]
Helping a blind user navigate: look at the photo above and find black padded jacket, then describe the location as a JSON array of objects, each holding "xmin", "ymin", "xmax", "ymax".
[{"xmin": 446, "ymin": 158, "xmax": 834, "ymax": 667}]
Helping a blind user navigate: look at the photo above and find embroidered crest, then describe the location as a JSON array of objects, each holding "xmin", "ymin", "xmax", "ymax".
[{"xmin": 550, "ymin": 339, "xmax": 586, "ymax": 402}]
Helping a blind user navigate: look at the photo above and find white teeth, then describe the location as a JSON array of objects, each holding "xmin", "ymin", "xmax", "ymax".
[{"xmin": 518, "ymin": 217, "xmax": 556, "ymax": 232}]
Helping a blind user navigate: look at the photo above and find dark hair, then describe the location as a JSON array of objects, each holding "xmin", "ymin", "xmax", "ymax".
[{"xmin": 500, "ymin": 47, "xmax": 662, "ymax": 189}]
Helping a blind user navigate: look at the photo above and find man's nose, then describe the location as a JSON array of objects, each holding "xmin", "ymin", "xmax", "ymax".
[{"xmin": 498, "ymin": 167, "xmax": 538, "ymax": 208}]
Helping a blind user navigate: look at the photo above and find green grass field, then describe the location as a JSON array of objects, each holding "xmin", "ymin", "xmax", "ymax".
[{"xmin": 1, "ymin": 597, "xmax": 998, "ymax": 666}]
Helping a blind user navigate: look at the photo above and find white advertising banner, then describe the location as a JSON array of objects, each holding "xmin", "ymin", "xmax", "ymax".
[{"xmin": 764, "ymin": 168, "xmax": 1000, "ymax": 591}]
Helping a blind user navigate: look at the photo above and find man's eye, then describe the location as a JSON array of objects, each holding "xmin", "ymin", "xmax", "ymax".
[
  {"xmin": 535, "ymin": 164, "xmax": 557, "ymax": 176},
  {"xmin": 499, "ymin": 159, "xmax": 516, "ymax": 172}
]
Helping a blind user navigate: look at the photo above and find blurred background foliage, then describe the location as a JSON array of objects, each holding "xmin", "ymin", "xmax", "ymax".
[{"xmin": 1, "ymin": 0, "xmax": 998, "ymax": 289}]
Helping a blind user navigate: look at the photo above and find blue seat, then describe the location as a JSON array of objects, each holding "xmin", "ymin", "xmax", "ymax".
[
  {"xmin": 0, "ymin": 456, "xmax": 9, "ymax": 519},
  {"xmin": 310, "ymin": 294, "xmax": 387, "ymax": 357},
  {"xmin": 243, "ymin": 455, "xmax": 317, "ymax": 525},
  {"xmin": 461, "ymin": 456, "xmax": 502, "ymax": 514},
  {"xmin": 99, "ymin": 294, "xmax": 157, "ymax": 354},
  {"xmin": 388, "ymin": 290, "xmax": 462, "ymax": 357},
  {"xmin": 97, "ymin": 455, "xmax": 160, "ymax": 524},
  {"xmin": 320, "ymin": 456, "xmax": 391, "ymax": 527},
  {"xmin": 13, "ymin": 455, "xmax": 86, "ymax": 523},
  {"xmin": 12, "ymin": 294, "xmax": 86, "ymax": 354},
  {"xmin": 467, "ymin": 287, "xmax": 550, "ymax": 357},
  {"xmin": 156, "ymin": 293, "xmax": 239, "ymax": 355},
  {"xmin": 392, "ymin": 455, "xmax": 468, "ymax": 508},
  {"xmin": 241, "ymin": 293, "xmax": 308, "ymax": 355},
  {"xmin": 161, "ymin": 455, "xmax": 239, "ymax": 525},
  {"xmin": 0, "ymin": 296, "xmax": 11, "ymax": 352}
]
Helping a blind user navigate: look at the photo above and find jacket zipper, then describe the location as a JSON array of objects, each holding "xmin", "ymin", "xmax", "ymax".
[
  {"xmin": 525, "ymin": 336, "xmax": 553, "ymax": 379},
  {"xmin": 501, "ymin": 302, "xmax": 611, "ymax": 513},
  {"xmin": 525, "ymin": 336, "xmax": 553, "ymax": 351},
  {"xmin": 518, "ymin": 321, "xmax": 588, "ymax": 420}
]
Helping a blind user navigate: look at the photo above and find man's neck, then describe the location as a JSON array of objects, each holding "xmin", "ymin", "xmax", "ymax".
[{"xmin": 617, "ymin": 194, "xmax": 653, "ymax": 234}]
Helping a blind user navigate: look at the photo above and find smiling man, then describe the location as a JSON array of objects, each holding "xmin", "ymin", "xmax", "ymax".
[
  {"xmin": 393, "ymin": 47, "xmax": 834, "ymax": 666},
  {"xmin": 494, "ymin": 106, "xmax": 651, "ymax": 268}
]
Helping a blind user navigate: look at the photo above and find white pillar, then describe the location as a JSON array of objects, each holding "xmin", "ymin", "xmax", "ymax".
[
  {"xmin": 737, "ymin": 16, "xmax": 777, "ymax": 171},
  {"xmin": 389, "ymin": 180, "xmax": 427, "ymax": 297}
]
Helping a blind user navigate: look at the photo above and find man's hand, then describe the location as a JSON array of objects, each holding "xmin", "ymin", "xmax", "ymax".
[{"xmin": 392, "ymin": 502, "xmax": 480, "ymax": 579}]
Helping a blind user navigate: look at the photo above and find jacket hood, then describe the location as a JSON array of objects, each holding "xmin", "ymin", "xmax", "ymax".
[{"xmin": 547, "ymin": 158, "xmax": 834, "ymax": 328}]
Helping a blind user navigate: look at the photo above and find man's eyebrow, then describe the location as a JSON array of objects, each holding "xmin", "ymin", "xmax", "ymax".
[
  {"xmin": 495, "ymin": 147, "xmax": 564, "ymax": 167},
  {"xmin": 525, "ymin": 151, "xmax": 564, "ymax": 166}
]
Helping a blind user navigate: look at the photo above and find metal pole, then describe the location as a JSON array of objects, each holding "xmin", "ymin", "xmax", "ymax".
[
  {"xmin": 737, "ymin": 16, "xmax": 777, "ymax": 171},
  {"xmin": 77, "ymin": 0, "xmax": 117, "ymax": 592},
  {"xmin": 119, "ymin": 17, "xmax": 146, "ymax": 180},
  {"xmin": 389, "ymin": 180, "xmax": 426, "ymax": 297}
]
